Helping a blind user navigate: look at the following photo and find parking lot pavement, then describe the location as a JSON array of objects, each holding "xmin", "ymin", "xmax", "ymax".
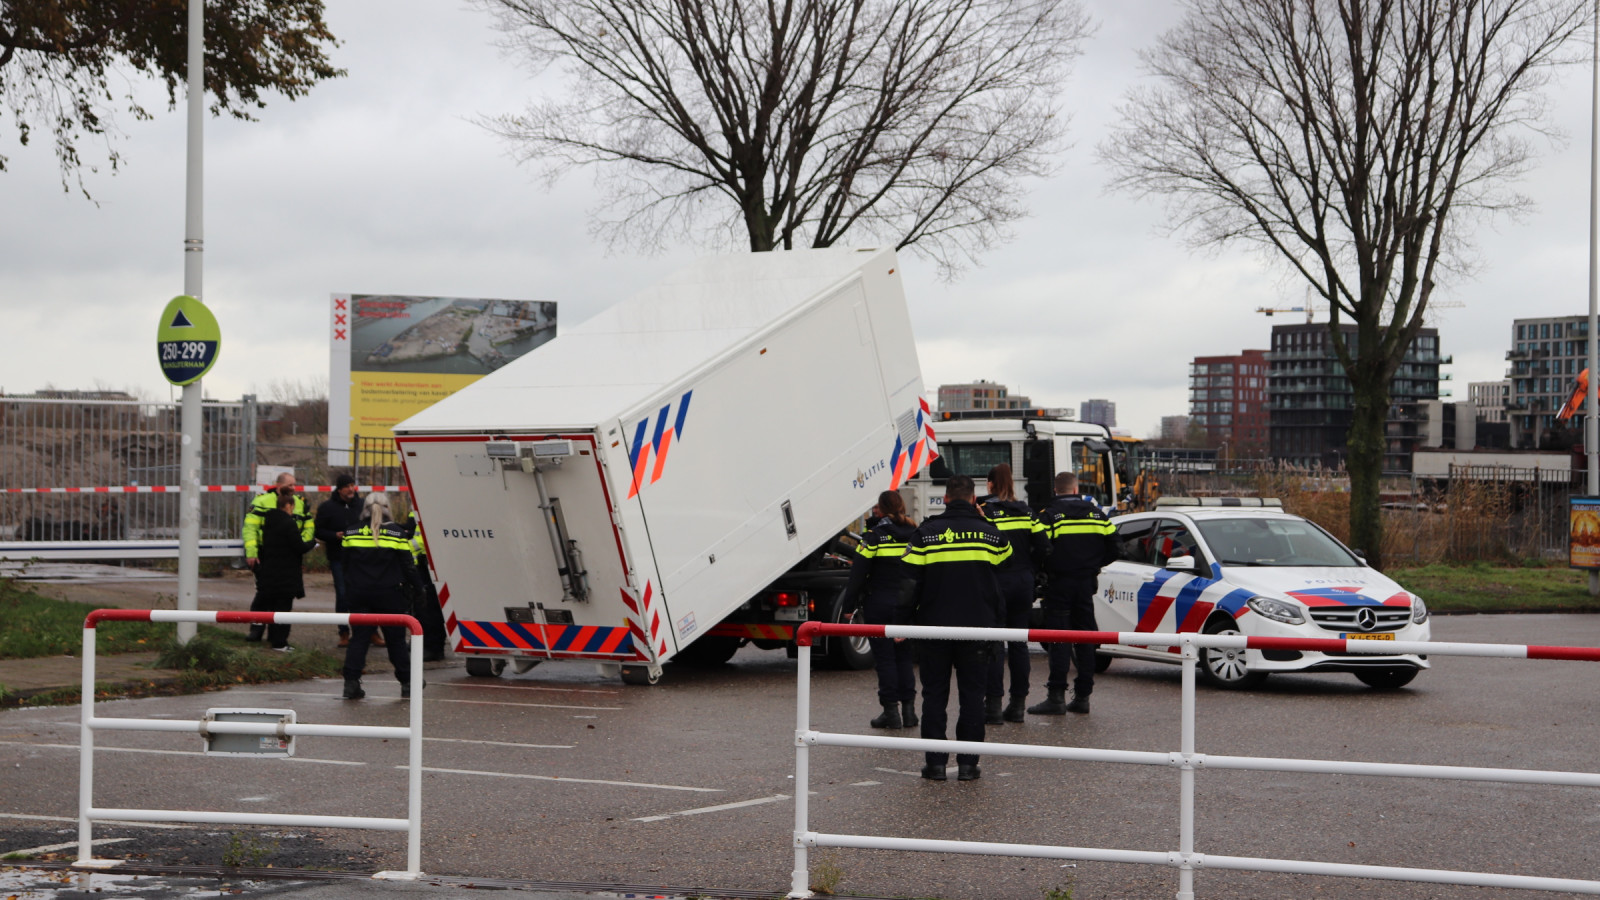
[{"xmin": 3, "ymin": 614, "xmax": 1600, "ymax": 899}]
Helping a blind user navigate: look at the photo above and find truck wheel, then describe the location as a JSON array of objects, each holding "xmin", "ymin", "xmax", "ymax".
[
  {"xmin": 827, "ymin": 599, "xmax": 875, "ymax": 671},
  {"xmin": 621, "ymin": 664, "xmax": 662, "ymax": 686},
  {"xmin": 674, "ymin": 636, "xmax": 741, "ymax": 667},
  {"xmin": 465, "ymin": 657, "xmax": 506, "ymax": 678}
]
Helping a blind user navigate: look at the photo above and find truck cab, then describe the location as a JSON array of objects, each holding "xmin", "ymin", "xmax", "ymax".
[{"xmin": 900, "ymin": 411, "xmax": 1123, "ymax": 518}]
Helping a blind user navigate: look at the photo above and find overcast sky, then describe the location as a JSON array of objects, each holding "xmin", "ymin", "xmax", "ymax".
[{"xmin": 1, "ymin": 0, "xmax": 1591, "ymax": 438}]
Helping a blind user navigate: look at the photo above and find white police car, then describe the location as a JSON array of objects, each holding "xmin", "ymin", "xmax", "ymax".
[{"xmin": 1095, "ymin": 498, "xmax": 1430, "ymax": 689}]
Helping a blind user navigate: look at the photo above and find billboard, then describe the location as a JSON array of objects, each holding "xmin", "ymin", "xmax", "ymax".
[{"xmin": 329, "ymin": 294, "xmax": 557, "ymax": 463}]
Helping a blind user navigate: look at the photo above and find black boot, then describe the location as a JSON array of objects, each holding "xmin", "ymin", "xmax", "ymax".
[
  {"xmin": 245, "ymin": 625, "xmax": 265, "ymax": 643},
  {"xmin": 342, "ymin": 678, "xmax": 365, "ymax": 701},
  {"xmin": 984, "ymin": 695, "xmax": 1004, "ymax": 725},
  {"xmin": 1003, "ymin": 696, "xmax": 1028, "ymax": 722},
  {"xmin": 1065, "ymin": 692, "xmax": 1090, "ymax": 714},
  {"xmin": 870, "ymin": 703, "xmax": 903, "ymax": 729},
  {"xmin": 1027, "ymin": 688, "xmax": 1068, "ymax": 716},
  {"xmin": 900, "ymin": 700, "xmax": 919, "ymax": 728}
]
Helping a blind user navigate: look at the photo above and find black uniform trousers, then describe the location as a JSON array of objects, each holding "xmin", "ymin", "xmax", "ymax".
[
  {"xmin": 985, "ymin": 569, "xmax": 1035, "ymax": 702},
  {"xmin": 1042, "ymin": 573, "xmax": 1099, "ymax": 696},
  {"xmin": 248, "ymin": 590, "xmax": 295, "ymax": 649},
  {"xmin": 415, "ymin": 563, "xmax": 448, "ymax": 658},
  {"xmin": 863, "ymin": 593, "xmax": 914, "ymax": 705},
  {"xmin": 342, "ymin": 590, "xmax": 412, "ymax": 684},
  {"xmin": 917, "ymin": 639, "xmax": 988, "ymax": 767}
]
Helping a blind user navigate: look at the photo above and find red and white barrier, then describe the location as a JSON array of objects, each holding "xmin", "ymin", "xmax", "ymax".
[
  {"xmin": 2, "ymin": 484, "xmax": 409, "ymax": 494},
  {"xmin": 786, "ymin": 622, "xmax": 1600, "ymax": 899},
  {"xmin": 77, "ymin": 610, "xmax": 425, "ymax": 880}
]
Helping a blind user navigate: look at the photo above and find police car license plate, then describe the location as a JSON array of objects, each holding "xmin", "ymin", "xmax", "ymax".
[{"xmin": 1342, "ymin": 633, "xmax": 1394, "ymax": 640}]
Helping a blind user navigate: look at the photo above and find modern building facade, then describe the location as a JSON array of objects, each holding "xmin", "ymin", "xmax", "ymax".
[
  {"xmin": 1507, "ymin": 316, "xmax": 1589, "ymax": 447},
  {"xmin": 1266, "ymin": 323, "xmax": 1444, "ymax": 472},
  {"xmin": 1468, "ymin": 380, "xmax": 1510, "ymax": 424},
  {"xmin": 1080, "ymin": 398, "xmax": 1116, "ymax": 428},
  {"xmin": 937, "ymin": 380, "xmax": 1032, "ymax": 413},
  {"xmin": 1188, "ymin": 350, "xmax": 1269, "ymax": 454}
]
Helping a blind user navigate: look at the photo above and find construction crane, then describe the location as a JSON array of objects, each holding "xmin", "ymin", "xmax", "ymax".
[{"xmin": 1254, "ymin": 305, "xmax": 1315, "ymax": 323}]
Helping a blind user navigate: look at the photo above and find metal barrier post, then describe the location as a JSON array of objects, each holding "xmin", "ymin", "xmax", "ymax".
[
  {"xmin": 75, "ymin": 610, "xmax": 425, "ymax": 878},
  {"xmin": 75, "ymin": 623, "xmax": 112, "ymax": 867},
  {"xmin": 1177, "ymin": 640, "xmax": 1198, "ymax": 900},
  {"xmin": 788, "ymin": 642, "xmax": 814, "ymax": 898}
]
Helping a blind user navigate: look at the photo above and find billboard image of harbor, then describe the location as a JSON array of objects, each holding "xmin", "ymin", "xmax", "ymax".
[{"xmin": 350, "ymin": 296, "xmax": 557, "ymax": 375}]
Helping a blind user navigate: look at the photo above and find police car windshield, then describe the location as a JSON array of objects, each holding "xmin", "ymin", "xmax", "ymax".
[{"xmin": 1193, "ymin": 517, "xmax": 1361, "ymax": 568}]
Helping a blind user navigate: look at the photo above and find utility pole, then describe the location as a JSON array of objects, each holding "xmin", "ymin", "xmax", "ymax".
[{"xmin": 177, "ymin": 0, "xmax": 206, "ymax": 640}]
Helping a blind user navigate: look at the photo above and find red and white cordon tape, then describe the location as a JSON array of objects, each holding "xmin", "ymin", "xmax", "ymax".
[
  {"xmin": 1, "ymin": 484, "xmax": 410, "ymax": 494},
  {"xmin": 794, "ymin": 622, "xmax": 1600, "ymax": 662}
]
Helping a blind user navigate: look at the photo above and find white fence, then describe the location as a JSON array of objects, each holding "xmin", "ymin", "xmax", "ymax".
[
  {"xmin": 76, "ymin": 609, "xmax": 425, "ymax": 879},
  {"xmin": 789, "ymin": 622, "xmax": 1600, "ymax": 899}
]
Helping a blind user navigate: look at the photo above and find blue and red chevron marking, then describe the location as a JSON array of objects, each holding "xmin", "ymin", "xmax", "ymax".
[
  {"xmin": 456, "ymin": 620, "xmax": 637, "ymax": 658},
  {"xmin": 627, "ymin": 391, "xmax": 693, "ymax": 499},
  {"xmin": 1285, "ymin": 586, "xmax": 1411, "ymax": 607},
  {"xmin": 1133, "ymin": 566, "xmax": 1254, "ymax": 640}
]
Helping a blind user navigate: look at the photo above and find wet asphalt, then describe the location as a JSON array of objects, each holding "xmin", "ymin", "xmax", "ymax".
[{"xmin": 2, "ymin": 613, "xmax": 1599, "ymax": 900}]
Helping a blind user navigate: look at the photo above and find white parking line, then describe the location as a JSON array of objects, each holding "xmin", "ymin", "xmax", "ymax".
[
  {"xmin": 850, "ymin": 781, "xmax": 882, "ymax": 786},
  {"xmin": 0, "ymin": 813, "xmax": 190, "ymax": 830},
  {"xmin": 423, "ymin": 737, "xmax": 573, "ymax": 750},
  {"xmin": 632, "ymin": 794, "xmax": 791, "ymax": 823},
  {"xmin": 408, "ymin": 765, "xmax": 720, "ymax": 793},
  {"xmin": 447, "ymin": 683, "xmax": 620, "ymax": 696},
  {"xmin": 873, "ymin": 766, "xmax": 929, "ymax": 778},
  {"xmin": 4, "ymin": 837, "xmax": 130, "ymax": 856},
  {"xmin": 229, "ymin": 690, "xmax": 620, "ymax": 711},
  {"xmin": 0, "ymin": 741, "xmax": 365, "ymax": 766}
]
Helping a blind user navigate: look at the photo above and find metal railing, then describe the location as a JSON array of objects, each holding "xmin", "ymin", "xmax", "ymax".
[
  {"xmin": 77, "ymin": 609, "xmax": 425, "ymax": 880},
  {"xmin": 0, "ymin": 396, "xmax": 254, "ymax": 548},
  {"xmin": 787, "ymin": 622, "xmax": 1600, "ymax": 899}
]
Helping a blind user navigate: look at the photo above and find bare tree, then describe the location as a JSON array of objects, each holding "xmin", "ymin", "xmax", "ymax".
[
  {"xmin": 1102, "ymin": 0, "xmax": 1586, "ymax": 567},
  {"xmin": 476, "ymin": 0, "xmax": 1089, "ymax": 276}
]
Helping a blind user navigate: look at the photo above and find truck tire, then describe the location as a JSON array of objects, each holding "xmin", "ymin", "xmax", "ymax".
[
  {"xmin": 674, "ymin": 636, "xmax": 741, "ymax": 667},
  {"xmin": 465, "ymin": 657, "xmax": 506, "ymax": 678},
  {"xmin": 826, "ymin": 595, "xmax": 875, "ymax": 671},
  {"xmin": 621, "ymin": 664, "xmax": 662, "ymax": 686}
]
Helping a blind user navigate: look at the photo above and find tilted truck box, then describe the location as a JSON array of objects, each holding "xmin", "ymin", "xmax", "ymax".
[{"xmin": 392, "ymin": 248, "xmax": 937, "ymax": 683}]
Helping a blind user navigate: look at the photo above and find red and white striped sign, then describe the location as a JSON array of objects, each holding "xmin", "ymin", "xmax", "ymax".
[{"xmin": 0, "ymin": 484, "xmax": 409, "ymax": 494}]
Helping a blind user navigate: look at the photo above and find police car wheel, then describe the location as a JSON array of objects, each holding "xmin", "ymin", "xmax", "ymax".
[
  {"xmin": 1197, "ymin": 618, "xmax": 1267, "ymax": 689},
  {"xmin": 1354, "ymin": 666, "xmax": 1418, "ymax": 690},
  {"xmin": 1093, "ymin": 652, "xmax": 1113, "ymax": 673},
  {"xmin": 465, "ymin": 657, "xmax": 506, "ymax": 678}
]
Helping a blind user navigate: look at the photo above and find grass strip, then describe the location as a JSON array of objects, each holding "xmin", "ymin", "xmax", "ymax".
[
  {"xmin": 156, "ymin": 630, "xmax": 340, "ymax": 691},
  {"xmin": 0, "ymin": 581, "xmax": 173, "ymax": 659},
  {"xmin": 1389, "ymin": 560, "xmax": 1600, "ymax": 614}
]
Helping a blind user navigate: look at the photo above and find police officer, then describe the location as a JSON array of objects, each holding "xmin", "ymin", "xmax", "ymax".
[
  {"xmin": 340, "ymin": 492, "xmax": 423, "ymax": 700},
  {"xmin": 243, "ymin": 472, "xmax": 311, "ymax": 643},
  {"xmin": 979, "ymin": 464, "xmax": 1048, "ymax": 724},
  {"xmin": 1028, "ymin": 471, "xmax": 1118, "ymax": 716},
  {"xmin": 315, "ymin": 473, "xmax": 364, "ymax": 647},
  {"xmin": 406, "ymin": 512, "xmax": 449, "ymax": 662},
  {"xmin": 901, "ymin": 474, "xmax": 1011, "ymax": 782},
  {"xmin": 840, "ymin": 490, "xmax": 919, "ymax": 730}
]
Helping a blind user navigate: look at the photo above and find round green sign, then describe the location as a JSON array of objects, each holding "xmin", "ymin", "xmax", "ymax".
[{"xmin": 157, "ymin": 295, "xmax": 221, "ymax": 385}]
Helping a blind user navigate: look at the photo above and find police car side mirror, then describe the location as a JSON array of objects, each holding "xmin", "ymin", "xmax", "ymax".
[{"xmin": 1164, "ymin": 555, "xmax": 1197, "ymax": 572}]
